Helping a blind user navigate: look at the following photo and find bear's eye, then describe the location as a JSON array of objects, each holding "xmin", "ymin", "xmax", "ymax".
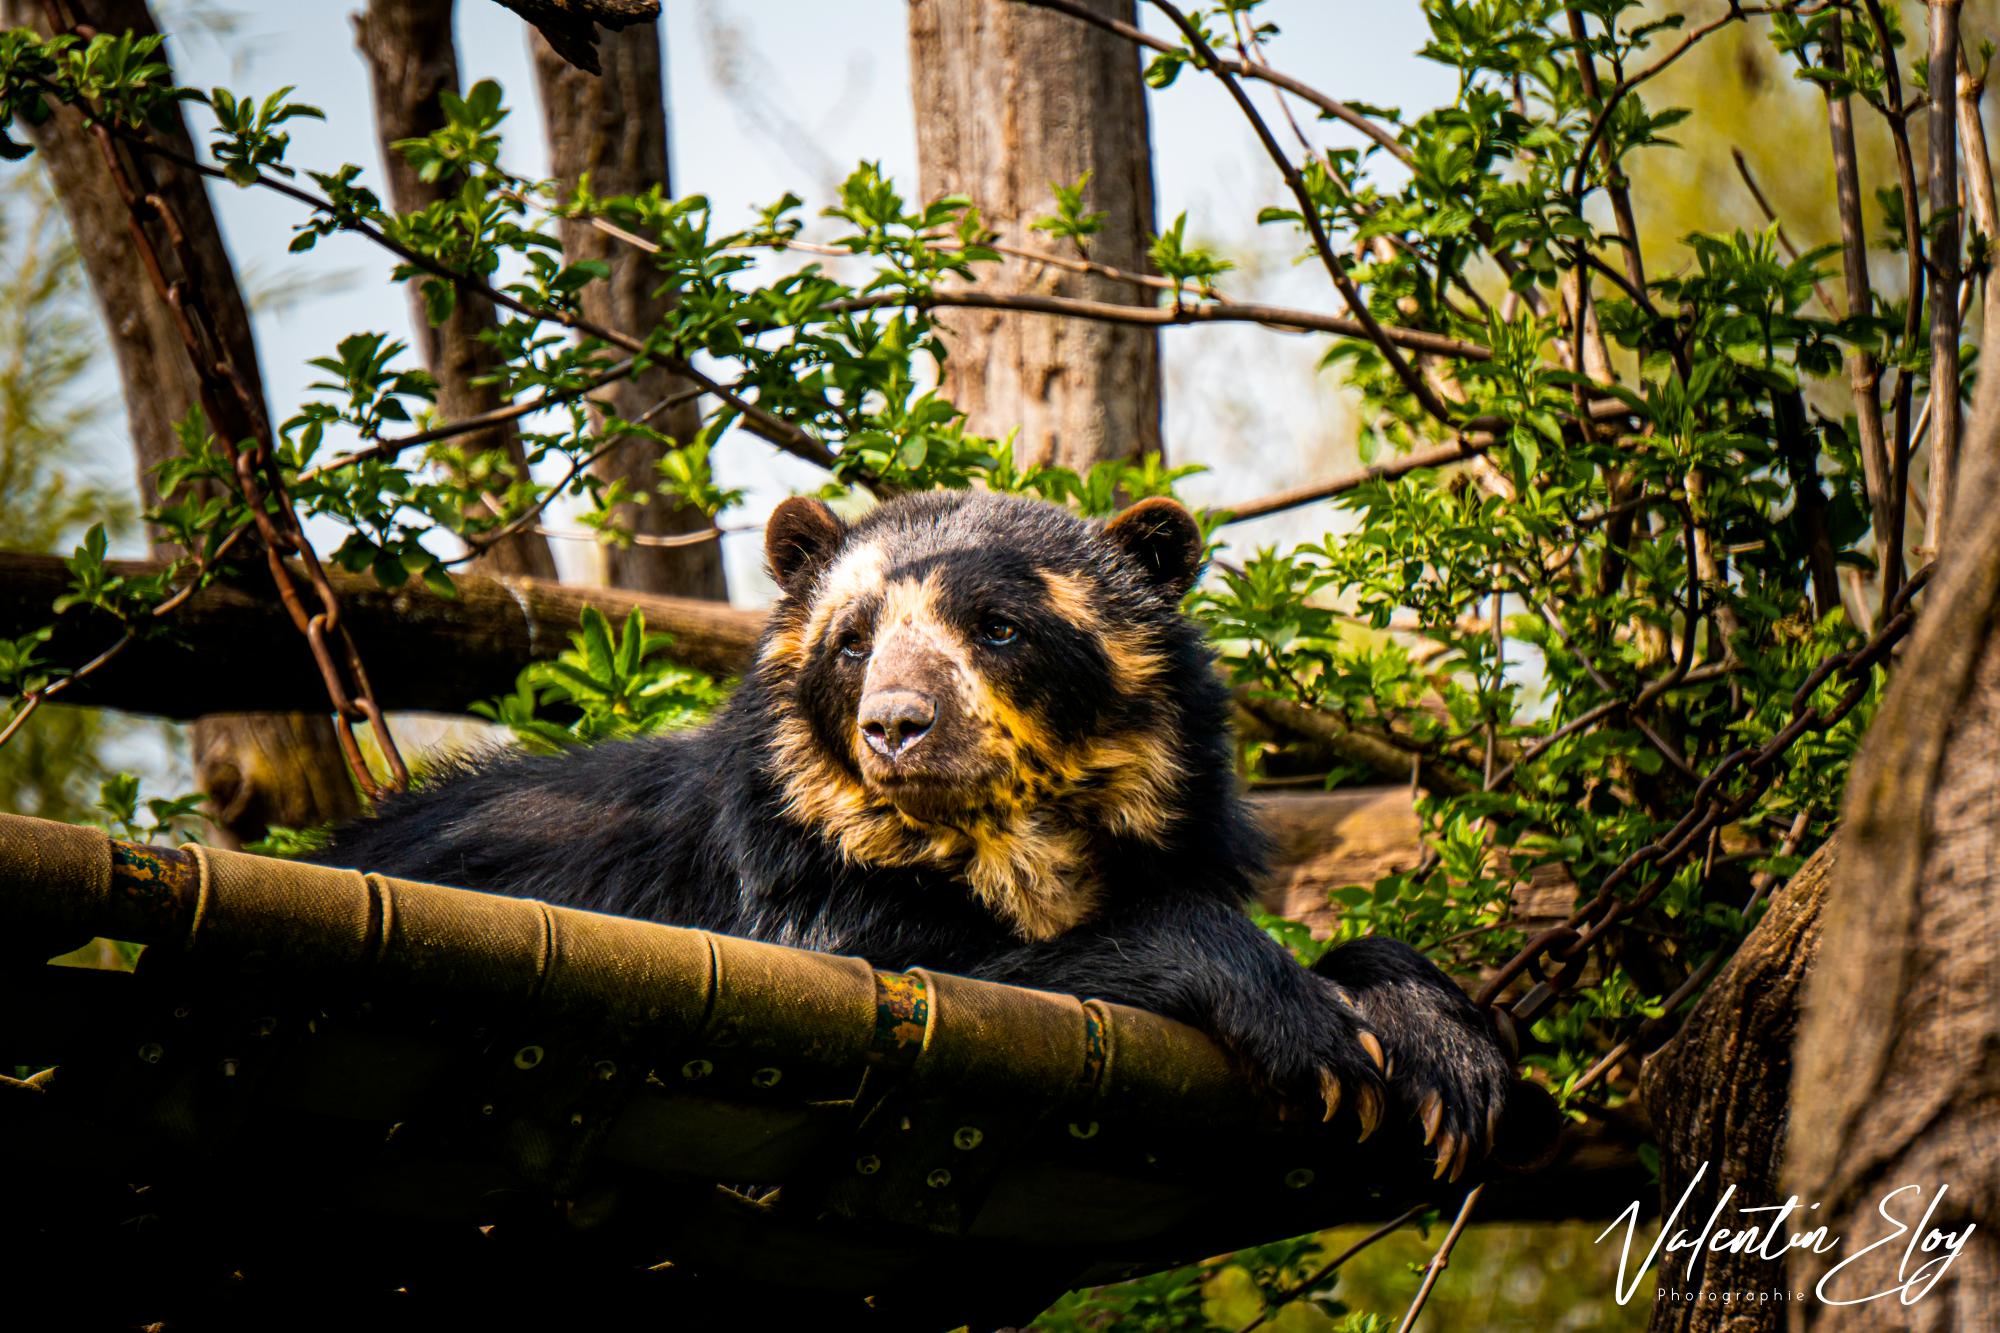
[
  {"xmin": 976, "ymin": 617, "xmax": 1021, "ymax": 647},
  {"xmin": 836, "ymin": 631, "xmax": 870, "ymax": 661}
]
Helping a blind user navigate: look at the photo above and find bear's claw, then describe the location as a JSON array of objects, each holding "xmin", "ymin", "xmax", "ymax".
[
  {"xmin": 1354, "ymin": 1081, "xmax": 1384, "ymax": 1141},
  {"xmin": 1313, "ymin": 936, "xmax": 1519, "ymax": 1178}
]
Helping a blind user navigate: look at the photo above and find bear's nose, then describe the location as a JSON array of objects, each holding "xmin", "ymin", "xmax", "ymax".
[{"xmin": 859, "ymin": 690, "xmax": 936, "ymax": 759}]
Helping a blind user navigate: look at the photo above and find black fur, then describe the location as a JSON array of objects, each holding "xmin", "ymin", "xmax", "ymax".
[{"xmin": 315, "ymin": 491, "xmax": 1513, "ymax": 1163}]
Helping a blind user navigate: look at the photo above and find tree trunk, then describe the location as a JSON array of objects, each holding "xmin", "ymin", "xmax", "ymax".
[
  {"xmin": 907, "ymin": 0, "xmax": 1163, "ymax": 472},
  {"xmin": 1639, "ymin": 843, "xmax": 1834, "ymax": 1333},
  {"xmin": 1785, "ymin": 388, "xmax": 2000, "ymax": 1326},
  {"xmin": 3, "ymin": 0, "xmax": 357, "ymax": 846},
  {"xmin": 354, "ymin": 0, "xmax": 558, "ymax": 581},
  {"xmin": 529, "ymin": 24, "xmax": 725, "ymax": 599}
]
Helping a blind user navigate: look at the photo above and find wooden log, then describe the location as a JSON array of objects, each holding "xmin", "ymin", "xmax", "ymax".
[
  {"xmin": 0, "ymin": 552, "xmax": 762, "ymax": 719},
  {"xmin": 0, "ymin": 812, "xmax": 1639, "ymax": 1229}
]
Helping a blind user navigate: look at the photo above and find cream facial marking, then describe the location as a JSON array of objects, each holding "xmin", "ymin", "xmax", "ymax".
[
  {"xmin": 1036, "ymin": 568, "xmax": 1103, "ymax": 629},
  {"xmin": 1036, "ymin": 568, "xmax": 1167, "ymax": 691},
  {"xmin": 801, "ymin": 539, "xmax": 890, "ymax": 647}
]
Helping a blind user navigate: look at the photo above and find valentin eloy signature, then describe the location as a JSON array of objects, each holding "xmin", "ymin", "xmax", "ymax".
[{"xmin": 1596, "ymin": 1160, "xmax": 1977, "ymax": 1308}]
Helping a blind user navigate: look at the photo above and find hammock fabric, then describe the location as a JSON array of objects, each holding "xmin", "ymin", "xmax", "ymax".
[{"xmin": 0, "ymin": 812, "xmax": 1462, "ymax": 1330}]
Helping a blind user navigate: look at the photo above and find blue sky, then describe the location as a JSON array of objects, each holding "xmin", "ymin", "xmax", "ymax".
[{"xmin": 62, "ymin": 1, "xmax": 1456, "ymax": 597}]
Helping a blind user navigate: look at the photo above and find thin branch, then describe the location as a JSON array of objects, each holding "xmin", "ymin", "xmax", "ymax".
[
  {"xmin": 1570, "ymin": 809, "xmax": 1813, "ymax": 1097},
  {"xmin": 445, "ymin": 438, "xmax": 621, "ymax": 568},
  {"xmin": 536, "ymin": 522, "xmax": 737, "ymax": 550},
  {"xmin": 1576, "ymin": 247, "xmax": 1657, "ymax": 317},
  {"xmin": 1394, "ymin": 1185, "xmax": 1484, "ymax": 1333},
  {"xmin": 1569, "ymin": 3, "xmax": 1808, "ymax": 210},
  {"xmin": 1219, "ymin": 399, "xmax": 1634, "ymax": 524},
  {"xmin": 1229, "ymin": 4, "xmax": 1319, "ymax": 163},
  {"xmin": 1730, "ymin": 148, "xmax": 1844, "ymax": 318},
  {"xmin": 1481, "ymin": 699, "xmax": 1621, "ymax": 794},
  {"xmin": 1009, "ymin": 0, "xmax": 1415, "ymax": 167},
  {"xmin": 1923, "ymin": 0, "xmax": 1964, "ymax": 548},
  {"xmin": 1484, "ymin": 582, "xmax": 1503, "ymax": 788},
  {"xmin": 1149, "ymin": 0, "xmax": 1455, "ymax": 424},
  {"xmin": 569, "ymin": 205, "xmax": 1201, "ymax": 300},
  {"xmin": 1960, "ymin": 45, "xmax": 1998, "ymax": 281},
  {"xmin": 298, "ymin": 356, "xmax": 639, "ymax": 483},
  {"xmin": 598, "ymin": 213, "xmax": 1492, "ymax": 363},
  {"xmin": 978, "ymin": 234, "xmax": 1174, "ymax": 289},
  {"xmin": 1518, "ymin": 578, "xmax": 1696, "ymax": 781},
  {"xmin": 1566, "ymin": 9, "xmax": 1646, "ymax": 293},
  {"xmin": 0, "ymin": 522, "xmax": 250, "ymax": 749},
  {"xmin": 1221, "ymin": 438, "xmax": 1492, "ymax": 523},
  {"xmin": 1236, "ymin": 1205, "xmax": 1426, "ymax": 1333},
  {"xmin": 1861, "ymin": 0, "xmax": 1927, "ymax": 582},
  {"xmin": 1907, "ymin": 284, "xmax": 1978, "ymax": 477},
  {"xmin": 1818, "ymin": 12, "xmax": 1900, "ymax": 603},
  {"xmin": 767, "ymin": 228, "xmax": 1198, "ymax": 296},
  {"xmin": 820, "ymin": 289, "xmax": 1493, "ymax": 361},
  {"xmin": 445, "ymin": 382, "xmax": 702, "ymax": 566},
  {"xmin": 584, "ymin": 214, "xmax": 1480, "ymax": 356},
  {"xmin": 544, "ymin": 181, "xmax": 1197, "ymax": 297},
  {"xmin": 76, "ymin": 112, "xmax": 844, "ymax": 476},
  {"xmin": 957, "ymin": 234, "xmax": 1185, "ymax": 293}
]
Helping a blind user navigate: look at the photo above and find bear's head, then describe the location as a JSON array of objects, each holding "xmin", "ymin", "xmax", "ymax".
[{"xmin": 755, "ymin": 489, "xmax": 1221, "ymax": 940}]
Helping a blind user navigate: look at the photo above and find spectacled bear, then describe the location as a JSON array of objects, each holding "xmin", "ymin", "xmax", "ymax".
[{"xmin": 316, "ymin": 489, "xmax": 1521, "ymax": 1179}]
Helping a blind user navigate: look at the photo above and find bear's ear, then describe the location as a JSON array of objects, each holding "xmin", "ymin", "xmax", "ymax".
[
  {"xmin": 765, "ymin": 496, "xmax": 848, "ymax": 595},
  {"xmin": 1104, "ymin": 497, "xmax": 1204, "ymax": 597}
]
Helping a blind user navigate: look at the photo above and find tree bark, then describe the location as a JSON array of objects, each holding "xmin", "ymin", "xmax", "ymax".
[
  {"xmin": 354, "ymin": 0, "xmax": 558, "ymax": 581},
  {"xmin": 1785, "ymin": 386, "xmax": 2000, "ymax": 1326},
  {"xmin": 2, "ymin": 0, "xmax": 357, "ymax": 846},
  {"xmin": 1640, "ymin": 843, "xmax": 1834, "ymax": 1333},
  {"xmin": 907, "ymin": 0, "xmax": 1163, "ymax": 471},
  {"xmin": 529, "ymin": 22, "xmax": 724, "ymax": 598}
]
